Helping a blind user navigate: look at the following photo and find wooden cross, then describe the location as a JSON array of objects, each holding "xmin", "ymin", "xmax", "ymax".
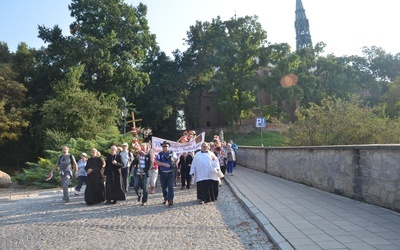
[{"xmin": 126, "ymin": 111, "xmax": 142, "ymax": 128}]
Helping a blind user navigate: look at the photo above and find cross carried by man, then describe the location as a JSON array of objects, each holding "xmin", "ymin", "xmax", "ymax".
[{"xmin": 126, "ymin": 111, "xmax": 142, "ymax": 128}]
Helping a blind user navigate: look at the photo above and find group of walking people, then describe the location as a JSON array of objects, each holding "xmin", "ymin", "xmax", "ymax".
[{"xmin": 49, "ymin": 138, "xmax": 238, "ymax": 206}]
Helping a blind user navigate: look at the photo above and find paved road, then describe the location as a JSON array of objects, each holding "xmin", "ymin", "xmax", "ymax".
[{"xmin": 0, "ymin": 181, "xmax": 276, "ymax": 250}]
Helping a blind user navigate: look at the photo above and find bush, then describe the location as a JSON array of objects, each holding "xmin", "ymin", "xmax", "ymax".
[
  {"xmin": 14, "ymin": 158, "xmax": 63, "ymax": 188},
  {"xmin": 15, "ymin": 130, "xmax": 135, "ymax": 188},
  {"xmin": 281, "ymin": 97, "xmax": 400, "ymax": 146}
]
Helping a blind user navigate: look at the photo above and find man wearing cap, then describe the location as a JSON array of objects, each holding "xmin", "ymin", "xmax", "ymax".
[
  {"xmin": 119, "ymin": 142, "xmax": 134, "ymax": 193},
  {"xmin": 155, "ymin": 141, "xmax": 178, "ymax": 206}
]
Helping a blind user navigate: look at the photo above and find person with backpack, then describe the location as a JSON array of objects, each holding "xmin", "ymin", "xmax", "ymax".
[
  {"xmin": 155, "ymin": 141, "xmax": 178, "ymax": 206},
  {"xmin": 49, "ymin": 146, "xmax": 78, "ymax": 203}
]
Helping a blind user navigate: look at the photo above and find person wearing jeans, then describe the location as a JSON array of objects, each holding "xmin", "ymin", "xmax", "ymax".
[
  {"xmin": 226, "ymin": 143, "xmax": 236, "ymax": 176},
  {"xmin": 156, "ymin": 141, "xmax": 178, "ymax": 206},
  {"xmin": 133, "ymin": 143, "xmax": 153, "ymax": 206},
  {"xmin": 74, "ymin": 152, "xmax": 88, "ymax": 195}
]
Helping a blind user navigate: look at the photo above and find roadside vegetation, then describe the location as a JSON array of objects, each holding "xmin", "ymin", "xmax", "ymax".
[{"xmin": 1, "ymin": 0, "xmax": 400, "ymax": 188}]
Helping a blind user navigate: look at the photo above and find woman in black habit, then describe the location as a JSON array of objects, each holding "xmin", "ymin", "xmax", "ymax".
[
  {"xmin": 84, "ymin": 148, "xmax": 105, "ymax": 205},
  {"xmin": 104, "ymin": 145, "xmax": 126, "ymax": 204}
]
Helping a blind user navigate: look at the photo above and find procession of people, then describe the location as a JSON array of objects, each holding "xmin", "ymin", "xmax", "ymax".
[{"xmin": 49, "ymin": 130, "xmax": 238, "ymax": 207}]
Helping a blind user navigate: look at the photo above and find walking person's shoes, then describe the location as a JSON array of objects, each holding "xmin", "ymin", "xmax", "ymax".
[
  {"xmin": 168, "ymin": 200, "xmax": 173, "ymax": 206},
  {"xmin": 199, "ymin": 200, "xmax": 205, "ymax": 205},
  {"xmin": 141, "ymin": 202, "xmax": 146, "ymax": 206},
  {"xmin": 162, "ymin": 200, "xmax": 167, "ymax": 204},
  {"xmin": 74, "ymin": 191, "xmax": 80, "ymax": 196}
]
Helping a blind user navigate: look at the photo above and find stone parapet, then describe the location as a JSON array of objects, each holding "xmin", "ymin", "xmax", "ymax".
[{"xmin": 237, "ymin": 144, "xmax": 400, "ymax": 212}]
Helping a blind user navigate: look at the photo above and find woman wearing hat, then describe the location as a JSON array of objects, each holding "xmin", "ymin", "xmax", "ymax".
[{"xmin": 74, "ymin": 152, "xmax": 88, "ymax": 196}]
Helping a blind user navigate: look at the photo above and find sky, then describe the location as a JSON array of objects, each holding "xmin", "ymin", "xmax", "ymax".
[{"xmin": 1, "ymin": 0, "xmax": 399, "ymax": 58}]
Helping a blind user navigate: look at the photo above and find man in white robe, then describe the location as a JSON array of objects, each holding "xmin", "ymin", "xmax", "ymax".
[{"xmin": 190, "ymin": 142, "xmax": 221, "ymax": 204}]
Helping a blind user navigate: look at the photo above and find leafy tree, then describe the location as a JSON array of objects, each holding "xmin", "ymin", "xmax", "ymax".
[
  {"xmin": 0, "ymin": 61, "xmax": 31, "ymax": 145},
  {"xmin": 381, "ymin": 77, "xmax": 400, "ymax": 118},
  {"xmin": 257, "ymin": 43, "xmax": 305, "ymax": 121},
  {"xmin": 183, "ymin": 15, "xmax": 267, "ymax": 125},
  {"xmin": 137, "ymin": 51, "xmax": 185, "ymax": 137},
  {"xmin": 65, "ymin": 0, "xmax": 156, "ymax": 97},
  {"xmin": 0, "ymin": 42, "xmax": 12, "ymax": 63},
  {"xmin": 39, "ymin": 65, "xmax": 120, "ymax": 139},
  {"xmin": 361, "ymin": 46, "xmax": 400, "ymax": 83},
  {"xmin": 312, "ymin": 54, "xmax": 363, "ymax": 102},
  {"xmin": 345, "ymin": 47, "xmax": 400, "ymax": 106}
]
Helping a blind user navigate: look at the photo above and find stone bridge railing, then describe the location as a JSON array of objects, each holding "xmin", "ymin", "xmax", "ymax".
[{"xmin": 236, "ymin": 144, "xmax": 400, "ymax": 212}]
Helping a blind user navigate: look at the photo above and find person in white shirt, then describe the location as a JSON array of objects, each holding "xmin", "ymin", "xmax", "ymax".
[
  {"xmin": 119, "ymin": 142, "xmax": 133, "ymax": 192},
  {"xmin": 190, "ymin": 142, "xmax": 221, "ymax": 204}
]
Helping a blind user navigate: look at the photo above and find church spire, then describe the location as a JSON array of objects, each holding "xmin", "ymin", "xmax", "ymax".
[{"xmin": 295, "ymin": 0, "xmax": 312, "ymax": 50}]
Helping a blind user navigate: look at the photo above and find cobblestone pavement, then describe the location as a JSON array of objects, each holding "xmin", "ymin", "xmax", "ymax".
[{"xmin": 0, "ymin": 181, "xmax": 277, "ymax": 250}]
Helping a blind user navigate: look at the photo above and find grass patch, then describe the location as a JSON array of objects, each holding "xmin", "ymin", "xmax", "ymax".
[{"xmin": 207, "ymin": 130, "xmax": 286, "ymax": 147}]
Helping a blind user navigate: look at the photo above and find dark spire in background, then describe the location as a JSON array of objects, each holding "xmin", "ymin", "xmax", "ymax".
[{"xmin": 295, "ymin": 0, "xmax": 312, "ymax": 50}]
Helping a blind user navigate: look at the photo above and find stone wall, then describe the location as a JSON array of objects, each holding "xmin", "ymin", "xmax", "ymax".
[{"xmin": 237, "ymin": 145, "xmax": 400, "ymax": 212}]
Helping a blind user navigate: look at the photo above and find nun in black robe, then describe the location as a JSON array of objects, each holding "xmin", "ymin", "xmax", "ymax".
[
  {"xmin": 84, "ymin": 150, "xmax": 105, "ymax": 205},
  {"xmin": 104, "ymin": 146, "xmax": 126, "ymax": 204}
]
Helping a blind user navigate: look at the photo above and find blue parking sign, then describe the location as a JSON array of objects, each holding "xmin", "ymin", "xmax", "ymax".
[{"xmin": 256, "ymin": 117, "xmax": 266, "ymax": 128}]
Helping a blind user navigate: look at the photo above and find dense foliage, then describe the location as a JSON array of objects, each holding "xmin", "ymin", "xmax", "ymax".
[
  {"xmin": 280, "ymin": 97, "xmax": 400, "ymax": 146},
  {"xmin": 0, "ymin": 0, "xmax": 400, "ymax": 179}
]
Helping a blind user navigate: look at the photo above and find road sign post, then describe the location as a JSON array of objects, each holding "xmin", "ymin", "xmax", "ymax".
[{"xmin": 256, "ymin": 117, "xmax": 266, "ymax": 146}]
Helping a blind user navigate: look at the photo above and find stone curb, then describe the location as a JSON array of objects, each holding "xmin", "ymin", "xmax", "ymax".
[{"xmin": 224, "ymin": 176, "xmax": 294, "ymax": 250}]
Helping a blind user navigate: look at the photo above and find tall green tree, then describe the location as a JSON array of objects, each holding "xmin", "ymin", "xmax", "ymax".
[
  {"xmin": 66, "ymin": 0, "xmax": 156, "ymax": 96},
  {"xmin": 183, "ymin": 15, "xmax": 267, "ymax": 125},
  {"xmin": 36, "ymin": 0, "xmax": 157, "ymax": 98},
  {"xmin": 39, "ymin": 66, "xmax": 120, "ymax": 139},
  {"xmin": 345, "ymin": 47, "xmax": 400, "ymax": 106},
  {"xmin": 0, "ymin": 63, "xmax": 30, "ymax": 144},
  {"xmin": 313, "ymin": 54, "xmax": 363, "ymax": 102},
  {"xmin": 137, "ymin": 51, "xmax": 185, "ymax": 137}
]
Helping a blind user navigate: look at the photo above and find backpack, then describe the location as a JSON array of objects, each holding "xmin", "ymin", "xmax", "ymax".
[{"xmin": 57, "ymin": 154, "xmax": 74, "ymax": 170}]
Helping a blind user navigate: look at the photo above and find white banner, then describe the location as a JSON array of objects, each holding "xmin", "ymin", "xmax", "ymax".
[{"xmin": 152, "ymin": 132, "xmax": 205, "ymax": 154}]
